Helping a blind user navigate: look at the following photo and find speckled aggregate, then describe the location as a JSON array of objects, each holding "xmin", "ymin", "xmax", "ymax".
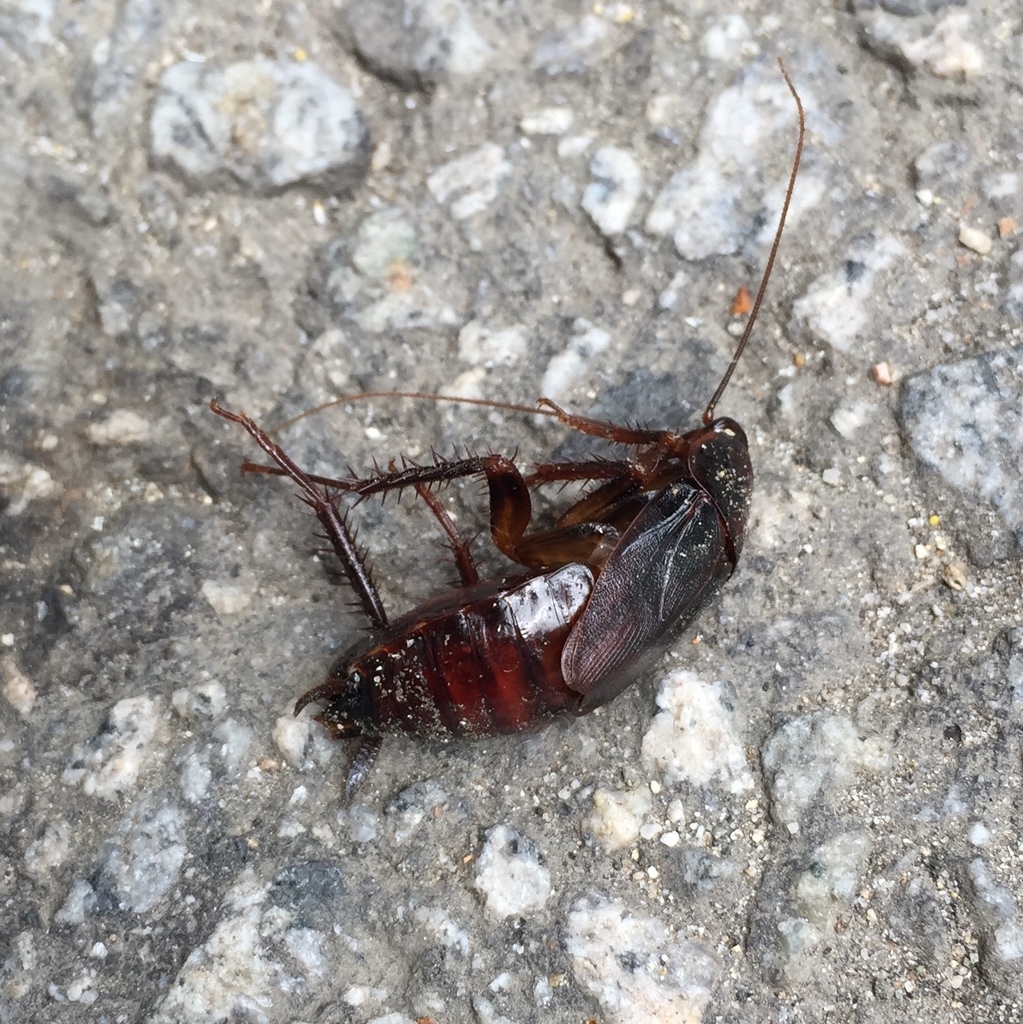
[{"xmin": 2, "ymin": 1, "xmax": 1022, "ymax": 1022}]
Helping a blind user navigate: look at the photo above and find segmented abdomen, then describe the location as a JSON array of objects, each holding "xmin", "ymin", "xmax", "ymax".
[{"xmin": 345, "ymin": 563, "xmax": 594, "ymax": 737}]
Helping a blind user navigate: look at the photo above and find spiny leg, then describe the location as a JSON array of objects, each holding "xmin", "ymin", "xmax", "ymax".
[
  {"xmin": 349, "ymin": 454, "xmax": 630, "ymax": 570},
  {"xmin": 246, "ymin": 452, "xmax": 657, "ymax": 532},
  {"xmin": 537, "ymin": 398, "xmax": 667, "ymax": 445},
  {"xmin": 526, "ymin": 461, "xmax": 644, "ymax": 528},
  {"xmin": 365, "ymin": 457, "xmax": 623, "ymax": 566},
  {"xmin": 414, "ymin": 483, "xmax": 479, "ymax": 586},
  {"xmin": 242, "ymin": 458, "xmax": 480, "ymax": 585},
  {"xmin": 239, "ymin": 452, "xmax": 493, "ymax": 499},
  {"xmin": 234, "ymin": 445, "xmax": 645, "ymax": 572},
  {"xmin": 210, "ymin": 400, "xmax": 388, "ymax": 629},
  {"xmin": 241, "ymin": 460, "xmax": 360, "ymax": 491}
]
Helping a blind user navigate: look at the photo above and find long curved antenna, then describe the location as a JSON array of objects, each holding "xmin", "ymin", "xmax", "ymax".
[{"xmin": 703, "ymin": 58, "xmax": 805, "ymax": 425}]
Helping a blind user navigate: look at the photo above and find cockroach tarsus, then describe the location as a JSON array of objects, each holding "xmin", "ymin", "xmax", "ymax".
[{"xmin": 211, "ymin": 62, "xmax": 805, "ymax": 800}]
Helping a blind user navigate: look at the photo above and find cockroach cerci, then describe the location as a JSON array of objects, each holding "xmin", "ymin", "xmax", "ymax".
[{"xmin": 211, "ymin": 64, "xmax": 804, "ymax": 799}]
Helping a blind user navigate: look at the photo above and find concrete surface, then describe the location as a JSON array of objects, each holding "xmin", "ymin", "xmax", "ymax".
[{"xmin": 2, "ymin": 1, "xmax": 1022, "ymax": 1022}]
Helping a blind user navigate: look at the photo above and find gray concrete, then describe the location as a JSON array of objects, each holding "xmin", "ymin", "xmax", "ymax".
[{"xmin": 2, "ymin": 0, "xmax": 1021, "ymax": 1021}]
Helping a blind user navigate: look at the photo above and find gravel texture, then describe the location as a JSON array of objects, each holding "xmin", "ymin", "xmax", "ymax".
[{"xmin": 2, "ymin": 1, "xmax": 1022, "ymax": 1022}]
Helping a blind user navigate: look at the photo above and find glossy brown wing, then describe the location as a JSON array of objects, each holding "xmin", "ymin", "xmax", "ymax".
[{"xmin": 561, "ymin": 480, "xmax": 736, "ymax": 713}]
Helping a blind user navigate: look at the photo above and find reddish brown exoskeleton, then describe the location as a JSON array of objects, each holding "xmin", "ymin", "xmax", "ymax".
[{"xmin": 211, "ymin": 64, "xmax": 804, "ymax": 798}]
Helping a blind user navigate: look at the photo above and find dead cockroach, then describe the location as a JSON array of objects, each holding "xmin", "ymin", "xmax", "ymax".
[{"xmin": 211, "ymin": 63, "xmax": 804, "ymax": 798}]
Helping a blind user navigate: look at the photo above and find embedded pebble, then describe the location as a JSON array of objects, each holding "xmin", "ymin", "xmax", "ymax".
[
  {"xmin": 180, "ymin": 756, "xmax": 213, "ymax": 803},
  {"xmin": 0, "ymin": 455, "xmax": 58, "ymax": 515},
  {"xmin": 533, "ymin": 14, "xmax": 609, "ymax": 76},
  {"xmin": 762, "ymin": 713, "xmax": 891, "ymax": 826},
  {"xmin": 829, "ymin": 399, "xmax": 875, "ymax": 440},
  {"xmin": 539, "ymin": 320, "xmax": 610, "ymax": 399},
  {"xmin": 801, "ymin": 832, "xmax": 874, "ymax": 916},
  {"xmin": 356, "ymin": 282, "xmax": 460, "ymax": 334},
  {"xmin": 445, "ymin": 367, "xmax": 487, "ymax": 400},
  {"xmin": 520, "ymin": 107, "xmax": 574, "ymax": 136},
  {"xmin": 346, "ymin": 804, "xmax": 379, "ymax": 844},
  {"xmin": 968, "ymin": 858, "xmax": 1023, "ymax": 973},
  {"xmin": 700, "ymin": 14, "xmax": 754, "ymax": 62},
  {"xmin": 900, "ymin": 13, "xmax": 984, "ymax": 78},
  {"xmin": 427, "ymin": 143, "xmax": 512, "ymax": 219},
  {"xmin": 340, "ymin": 0, "xmax": 491, "ymax": 89},
  {"xmin": 474, "ymin": 825, "xmax": 551, "ymax": 920},
  {"xmin": 101, "ymin": 803, "xmax": 187, "ymax": 912},
  {"xmin": 351, "ymin": 207, "xmax": 417, "ymax": 278},
  {"xmin": 969, "ymin": 822, "xmax": 992, "ymax": 846},
  {"xmin": 305, "ymin": 326, "xmax": 353, "ymax": 392},
  {"xmin": 873, "ymin": 360, "xmax": 896, "ymax": 385},
  {"xmin": 959, "ymin": 224, "xmax": 993, "ymax": 255},
  {"xmin": 151, "ymin": 59, "xmax": 369, "ymax": 194},
  {"xmin": 65, "ymin": 971, "xmax": 98, "ymax": 1004},
  {"xmin": 200, "ymin": 579, "xmax": 254, "ymax": 617},
  {"xmin": 645, "ymin": 69, "xmax": 812, "ymax": 259},
  {"xmin": 785, "ymin": 832, "xmax": 873, "ymax": 959},
  {"xmin": 272, "ymin": 714, "xmax": 314, "ymax": 769},
  {"xmin": 386, "ymin": 781, "xmax": 448, "ymax": 845},
  {"xmin": 458, "ymin": 321, "xmax": 528, "ymax": 366},
  {"xmin": 414, "ymin": 906, "xmax": 470, "ymax": 955},
  {"xmin": 557, "ymin": 134, "xmax": 592, "ymax": 160},
  {"xmin": 268, "ymin": 862, "xmax": 345, "ymax": 931},
  {"xmin": 329, "ymin": 207, "xmax": 460, "ymax": 334},
  {"xmin": 150, "ymin": 870, "xmax": 274, "ymax": 1022},
  {"xmin": 656, "ymin": 269, "xmax": 690, "ymax": 312},
  {"xmin": 899, "ymin": 345, "xmax": 1023, "ymax": 537},
  {"xmin": 566, "ymin": 896, "xmax": 717, "ymax": 1023},
  {"xmin": 641, "ymin": 670, "xmax": 754, "ymax": 794},
  {"xmin": 63, "ymin": 695, "xmax": 163, "ymax": 799},
  {"xmin": 85, "ymin": 409, "xmax": 152, "ymax": 446},
  {"xmin": 56, "ymin": 879, "xmax": 98, "ymax": 925},
  {"xmin": 792, "ymin": 235, "xmax": 906, "ymax": 353},
  {"xmin": 582, "ymin": 147, "xmax": 642, "ymax": 236},
  {"xmin": 212, "ymin": 718, "xmax": 256, "ymax": 777},
  {"xmin": 171, "ymin": 681, "xmax": 227, "ymax": 720},
  {"xmin": 345, "ymin": 986, "xmax": 389, "ymax": 1008},
  {"xmin": 2, "ymin": 655, "xmax": 37, "ymax": 716},
  {"xmin": 23, "ymin": 820, "xmax": 71, "ymax": 877},
  {"xmin": 586, "ymin": 786, "xmax": 653, "ymax": 850},
  {"xmin": 472, "ymin": 994, "xmax": 516, "ymax": 1024},
  {"xmin": 285, "ymin": 928, "xmax": 327, "ymax": 977}
]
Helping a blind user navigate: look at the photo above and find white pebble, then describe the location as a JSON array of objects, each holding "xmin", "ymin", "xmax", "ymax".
[
  {"xmin": 958, "ymin": 224, "xmax": 992, "ymax": 255},
  {"xmin": 474, "ymin": 825, "xmax": 551, "ymax": 920},
  {"xmin": 586, "ymin": 787, "xmax": 652, "ymax": 850},
  {"xmin": 86, "ymin": 409, "xmax": 152, "ymax": 446},
  {"xmin": 520, "ymin": 107, "xmax": 574, "ymax": 135}
]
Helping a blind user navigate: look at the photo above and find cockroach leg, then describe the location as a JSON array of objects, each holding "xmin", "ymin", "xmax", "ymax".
[
  {"xmin": 241, "ymin": 460, "xmax": 361, "ymax": 492},
  {"xmin": 414, "ymin": 483, "xmax": 480, "ymax": 586},
  {"xmin": 536, "ymin": 399, "xmax": 665, "ymax": 445},
  {"xmin": 344, "ymin": 737, "xmax": 383, "ymax": 802},
  {"xmin": 210, "ymin": 400, "xmax": 389, "ymax": 629}
]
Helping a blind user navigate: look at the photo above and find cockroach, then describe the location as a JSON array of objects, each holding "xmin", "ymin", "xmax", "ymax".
[{"xmin": 211, "ymin": 64, "xmax": 804, "ymax": 799}]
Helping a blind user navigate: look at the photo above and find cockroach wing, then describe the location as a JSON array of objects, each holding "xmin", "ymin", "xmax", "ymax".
[{"xmin": 562, "ymin": 480, "xmax": 735, "ymax": 713}]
